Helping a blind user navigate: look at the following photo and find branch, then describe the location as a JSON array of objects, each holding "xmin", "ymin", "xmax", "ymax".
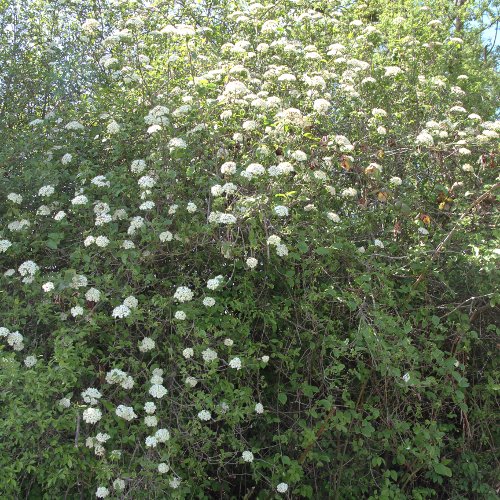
[{"xmin": 413, "ymin": 182, "xmax": 500, "ymax": 287}]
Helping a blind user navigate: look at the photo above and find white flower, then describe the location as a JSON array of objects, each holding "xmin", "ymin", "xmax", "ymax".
[
  {"xmin": 83, "ymin": 407, "xmax": 102, "ymax": 424},
  {"xmin": 96, "ymin": 433, "xmax": 110, "ymax": 443},
  {"xmin": 169, "ymin": 477, "xmax": 181, "ymax": 489},
  {"xmin": 291, "ymin": 150, "xmax": 307, "ymax": 162},
  {"xmin": 95, "ymin": 235, "xmax": 109, "ymax": 248},
  {"xmin": 149, "ymin": 384, "xmax": 168, "ymax": 399},
  {"xmin": 372, "ymin": 108, "xmax": 387, "ymax": 118},
  {"xmin": 42, "ymin": 281, "xmax": 54, "ymax": 292},
  {"xmin": 211, "ymin": 184, "xmax": 224, "ymax": 197},
  {"xmin": 384, "ymin": 66, "xmax": 403, "ymax": 77},
  {"xmin": 229, "ymin": 357, "xmax": 242, "ymax": 370},
  {"xmin": 242, "ymin": 163, "xmax": 265, "ymax": 179},
  {"xmin": 223, "ymin": 338, "xmax": 234, "ymax": 347},
  {"xmin": 122, "ymin": 240, "xmax": 135, "ymax": 249},
  {"xmin": 203, "ymin": 297, "xmax": 216, "ymax": 307},
  {"xmin": 341, "ymin": 187, "xmax": 358, "ymax": 198},
  {"xmin": 54, "ymin": 211, "xmax": 66, "ymax": 221},
  {"xmin": 123, "ymin": 296, "xmax": 138, "ymax": 309},
  {"xmin": 242, "ymin": 450, "xmax": 254, "ymax": 462},
  {"xmin": 450, "ymin": 106, "xmax": 467, "ymax": 114},
  {"xmin": 18, "ymin": 260, "xmax": 39, "ymax": 277},
  {"xmin": 158, "ymin": 463, "xmax": 170, "ymax": 474},
  {"xmin": 246, "ymin": 257, "xmax": 258, "ymax": 269},
  {"xmin": 278, "ymin": 73, "xmax": 296, "ymax": 82},
  {"xmin": 71, "ymin": 194, "xmax": 88, "ymax": 205},
  {"xmin": 255, "ymin": 403, "xmax": 264, "ymax": 414},
  {"xmin": 8, "ymin": 219, "xmax": 30, "ymax": 231},
  {"xmin": 169, "ymin": 137, "xmax": 187, "ymax": 150},
  {"xmin": 276, "ymin": 244, "xmax": 288, "ymax": 257},
  {"xmin": 71, "ymin": 306, "xmax": 84, "ymax": 317},
  {"xmin": 24, "ymin": 355, "xmax": 37, "ymax": 368},
  {"xmin": 403, "ymin": 372, "xmax": 411, "ymax": 383},
  {"xmin": 185, "ymin": 376, "xmax": 198, "ymax": 387},
  {"xmin": 96, "ymin": 487, "xmax": 109, "ymax": 498},
  {"xmin": 116, "ymin": 405, "xmax": 137, "ymax": 421},
  {"xmin": 374, "ymin": 239, "xmax": 384, "ymax": 248},
  {"xmin": 61, "ymin": 153, "xmax": 73, "ymax": 164},
  {"xmin": 274, "ymin": 205, "xmax": 289, "ymax": 217},
  {"xmin": 377, "ymin": 126, "xmax": 387, "ymax": 135},
  {"xmin": 0, "ymin": 240, "xmax": 12, "ymax": 253},
  {"xmin": 82, "ymin": 387, "xmax": 101, "ymax": 405},
  {"xmin": 58, "ymin": 397, "xmax": 71, "ymax": 408},
  {"xmin": 207, "ymin": 275, "xmax": 223, "ymax": 290},
  {"xmin": 139, "ymin": 337, "xmax": 155, "ymax": 352},
  {"xmin": 38, "ymin": 185, "xmax": 55, "ymax": 197},
  {"xmin": 147, "ymin": 124, "xmax": 162, "ymax": 134},
  {"xmin": 198, "ymin": 410, "xmax": 212, "ymax": 421},
  {"xmin": 418, "ymin": 227, "xmax": 429, "ymax": 235},
  {"xmin": 313, "ymin": 99, "xmax": 331, "ymax": 114},
  {"xmin": 106, "ymin": 368, "xmax": 134, "ymax": 389},
  {"xmin": 7, "ymin": 331, "xmax": 24, "ymax": 350},
  {"xmin": 84, "ymin": 236, "xmax": 95, "ymax": 247},
  {"xmin": 139, "ymin": 201, "xmax": 155, "ymax": 210},
  {"xmin": 458, "ymin": 147, "xmax": 471, "ymax": 156},
  {"xmin": 131, "ymin": 159, "xmax": 147, "ymax": 173},
  {"xmin": 175, "ymin": 310, "xmax": 187, "ymax": 321},
  {"xmin": 221, "ymin": 161, "xmax": 237, "ymax": 175},
  {"xmin": 416, "ymin": 130, "xmax": 434, "ymax": 147},
  {"xmin": 183, "ymin": 347, "xmax": 194, "ymax": 359},
  {"xmin": 462, "ymin": 163, "xmax": 474, "ymax": 172},
  {"xmin": 267, "ymin": 235, "xmax": 281, "ymax": 246},
  {"xmin": 145, "ymin": 436, "xmax": 158, "ymax": 448},
  {"xmin": 112, "ymin": 305, "xmax": 131, "ymax": 319},
  {"xmin": 277, "ymin": 483, "xmax": 289, "ymax": 493},
  {"xmin": 202, "ymin": 348, "xmax": 218, "ymax": 362},
  {"xmin": 107, "ymin": 120, "xmax": 120, "ymax": 134},
  {"xmin": 138, "ymin": 175, "xmax": 156, "ymax": 188},
  {"xmin": 7, "ymin": 193, "xmax": 22, "ymax": 204},
  {"xmin": 85, "ymin": 288, "xmax": 100, "ymax": 302},
  {"xmin": 113, "ymin": 479, "xmax": 125, "ymax": 491},
  {"xmin": 174, "ymin": 286, "xmax": 194, "ymax": 303},
  {"xmin": 390, "ymin": 176, "xmax": 402, "ymax": 186},
  {"xmin": 71, "ymin": 275, "xmax": 88, "ymax": 289},
  {"xmin": 187, "ymin": 202, "xmax": 197, "ymax": 213},
  {"xmin": 327, "ymin": 212, "xmax": 340, "ymax": 223},
  {"xmin": 144, "ymin": 402, "xmax": 156, "ymax": 414},
  {"xmin": 91, "ymin": 175, "xmax": 110, "ymax": 187},
  {"xmin": 159, "ymin": 231, "xmax": 173, "ymax": 242}
]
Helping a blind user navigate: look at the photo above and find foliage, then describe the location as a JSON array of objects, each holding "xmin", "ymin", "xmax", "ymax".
[{"xmin": 0, "ymin": 0, "xmax": 499, "ymax": 498}]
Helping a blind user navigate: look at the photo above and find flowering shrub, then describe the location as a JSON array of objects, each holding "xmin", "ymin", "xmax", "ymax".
[{"xmin": 0, "ymin": 0, "xmax": 499, "ymax": 498}]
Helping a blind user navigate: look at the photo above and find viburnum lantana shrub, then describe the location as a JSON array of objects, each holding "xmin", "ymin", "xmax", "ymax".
[{"xmin": 0, "ymin": 0, "xmax": 499, "ymax": 498}]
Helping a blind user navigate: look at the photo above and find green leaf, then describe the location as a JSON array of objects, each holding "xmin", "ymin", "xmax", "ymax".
[
  {"xmin": 278, "ymin": 392, "xmax": 287, "ymax": 405},
  {"xmin": 433, "ymin": 462, "xmax": 452, "ymax": 477}
]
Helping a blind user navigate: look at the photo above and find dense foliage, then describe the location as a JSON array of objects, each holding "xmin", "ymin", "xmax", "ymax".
[{"xmin": 0, "ymin": 0, "xmax": 499, "ymax": 498}]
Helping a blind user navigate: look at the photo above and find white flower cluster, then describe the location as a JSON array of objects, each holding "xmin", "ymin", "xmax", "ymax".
[
  {"xmin": 106, "ymin": 368, "xmax": 134, "ymax": 389},
  {"xmin": 112, "ymin": 295, "xmax": 138, "ymax": 319},
  {"xmin": 0, "ymin": 327, "xmax": 24, "ymax": 351},
  {"xmin": 267, "ymin": 235, "xmax": 288, "ymax": 258},
  {"xmin": 138, "ymin": 337, "xmax": 156, "ymax": 352},
  {"xmin": 148, "ymin": 368, "xmax": 168, "ymax": 399},
  {"xmin": 0, "ymin": 239, "xmax": 12, "ymax": 253},
  {"xmin": 115, "ymin": 404, "xmax": 137, "ymax": 421},
  {"xmin": 207, "ymin": 275, "xmax": 223, "ymax": 290},
  {"xmin": 173, "ymin": 286, "xmax": 194, "ymax": 302}
]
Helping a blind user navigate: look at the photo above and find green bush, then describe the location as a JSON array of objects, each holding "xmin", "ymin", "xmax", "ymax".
[{"xmin": 0, "ymin": 0, "xmax": 498, "ymax": 498}]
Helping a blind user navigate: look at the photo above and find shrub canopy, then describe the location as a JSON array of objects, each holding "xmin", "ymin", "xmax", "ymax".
[{"xmin": 0, "ymin": 0, "xmax": 499, "ymax": 498}]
